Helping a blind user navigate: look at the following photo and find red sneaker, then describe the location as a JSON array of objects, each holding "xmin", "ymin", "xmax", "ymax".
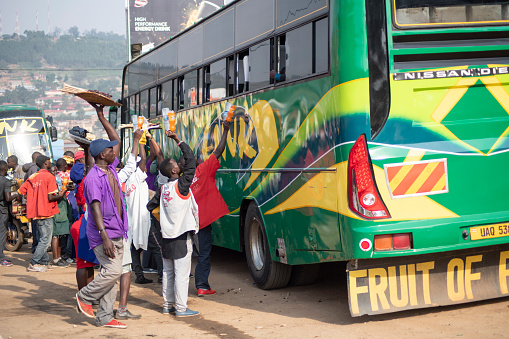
[
  {"xmin": 76, "ymin": 292, "xmax": 95, "ymax": 318},
  {"xmin": 103, "ymin": 319, "xmax": 127, "ymax": 329},
  {"xmin": 198, "ymin": 288, "xmax": 217, "ymax": 296}
]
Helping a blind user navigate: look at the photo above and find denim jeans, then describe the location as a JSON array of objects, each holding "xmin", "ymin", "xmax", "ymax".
[
  {"xmin": 195, "ymin": 225, "xmax": 212, "ymax": 290},
  {"xmin": 31, "ymin": 218, "xmax": 53, "ymax": 265},
  {"xmin": 31, "ymin": 220, "xmax": 39, "ymax": 254}
]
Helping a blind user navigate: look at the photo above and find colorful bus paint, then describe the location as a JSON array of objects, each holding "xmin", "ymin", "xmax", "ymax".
[{"xmin": 121, "ymin": 0, "xmax": 509, "ymax": 315}]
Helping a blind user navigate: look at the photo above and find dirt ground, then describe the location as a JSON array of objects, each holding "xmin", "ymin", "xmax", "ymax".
[{"xmin": 2, "ymin": 242, "xmax": 509, "ymax": 339}]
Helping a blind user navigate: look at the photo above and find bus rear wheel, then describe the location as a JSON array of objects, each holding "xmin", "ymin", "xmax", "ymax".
[
  {"xmin": 6, "ymin": 218, "xmax": 23, "ymax": 252},
  {"xmin": 244, "ymin": 203, "xmax": 292, "ymax": 290}
]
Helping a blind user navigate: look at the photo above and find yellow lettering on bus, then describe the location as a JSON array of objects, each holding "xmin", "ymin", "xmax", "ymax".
[
  {"xmin": 447, "ymin": 258, "xmax": 465, "ymax": 301},
  {"xmin": 407, "ymin": 264, "xmax": 418, "ymax": 306},
  {"xmin": 368, "ymin": 268, "xmax": 390, "ymax": 311},
  {"xmin": 465, "ymin": 255, "xmax": 482, "ymax": 299},
  {"xmin": 237, "ymin": 118, "xmax": 257, "ymax": 158},
  {"xmin": 416, "ymin": 261, "xmax": 434, "ymax": 304},
  {"xmin": 20, "ymin": 119, "xmax": 38, "ymax": 133},
  {"xmin": 0, "ymin": 120, "xmax": 17, "ymax": 134},
  {"xmin": 498, "ymin": 251, "xmax": 509, "ymax": 294},
  {"xmin": 388, "ymin": 265, "xmax": 409, "ymax": 308},
  {"xmin": 348, "ymin": 269, "xmax": 368, "ymax": 315},
  {"xmin": 225, "ymin": 118, "xmax": 237, "ymax": 158}
]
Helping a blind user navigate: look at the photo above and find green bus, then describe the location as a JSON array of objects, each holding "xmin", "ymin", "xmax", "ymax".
[{"xmin": 121, "ymin": 0, "xmax": 509, "ymax": 316}]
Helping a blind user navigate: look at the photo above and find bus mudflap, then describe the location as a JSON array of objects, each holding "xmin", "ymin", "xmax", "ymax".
[{"xmin": 347, "ymin": 244, "xmax": 509, "ymax": 316}]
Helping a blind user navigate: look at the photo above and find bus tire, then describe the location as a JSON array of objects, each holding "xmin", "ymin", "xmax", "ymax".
[
  {"xmin": 6, "ymin": 218, "xmax": 23, "ymax": 252},
  {"xmin": 244, "ymin": 203, "xmax": 292, "ymax": 290},
  {"xmin": 289, "ymin": 264, "xmax": 320, "ymax": 286}
]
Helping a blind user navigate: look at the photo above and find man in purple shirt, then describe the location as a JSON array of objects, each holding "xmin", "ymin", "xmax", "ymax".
[{"xmin": 75, "ymin": 102, "xmax": 143, "ymax": 329}]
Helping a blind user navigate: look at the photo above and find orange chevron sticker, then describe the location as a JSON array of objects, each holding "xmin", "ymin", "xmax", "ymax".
[{"xmin": 384, "ymin": 159, "xmax": 448, "ymax": 199}]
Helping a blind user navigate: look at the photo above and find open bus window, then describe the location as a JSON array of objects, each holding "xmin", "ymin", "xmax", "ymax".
[
  {"xmin": 204, "ymin": 59, "xmax": 227, "ymax": 103},
  {"xmin": 227, "ymin": 56, "xmax": 235, "ymax": 97},
  {"xmin": 393, "ymin": 1, "xmax": 509, "ymax": 27},
  {"xmin": 237, "ymin": 50, "xmax": 249, "ymax": 94}
]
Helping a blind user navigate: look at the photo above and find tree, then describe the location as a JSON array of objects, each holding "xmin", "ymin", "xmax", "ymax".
[
  {"xmin": 76, "ymin": 107, "xmax": 86, "ymax": 120},
  {"xmin": 46, "ymin": 73, "xmax": 56, "ymax": 83},
  {"xmin": 68, "ymin": 26, "xmax": 80, "ymax": 39}
]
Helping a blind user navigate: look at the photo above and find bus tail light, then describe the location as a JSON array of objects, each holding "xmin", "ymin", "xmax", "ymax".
[
  {"xmin": 374, "ymin": 233, "xmax": 412, "ymax": 251},
  {"xmin": 347, "ymin": 134, "xmax": 390, "ymax": 219}
]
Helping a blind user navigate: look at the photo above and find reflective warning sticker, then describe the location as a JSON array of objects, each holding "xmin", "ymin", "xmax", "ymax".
[{"xmin": 384, "ymin": 159, "xmax": 448, "ymax": 199}]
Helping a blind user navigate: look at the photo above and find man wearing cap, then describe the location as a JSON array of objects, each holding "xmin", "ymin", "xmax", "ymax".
[
  {"xmin": 18, "ymin": 155, "xmax": 68, "ymax": 272},
  {"xmin": 75, "ymin": 102, "xmax": 143, "ymax": 329}
]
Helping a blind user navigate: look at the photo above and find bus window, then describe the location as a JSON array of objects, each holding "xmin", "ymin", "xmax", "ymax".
[
  {"xmin": 248, "ymin": 40, "xmax": 271, "ymax": 92},
  {"xmin": 173, "ymin": 79, "xmax": 179, "ymax": 111},
  {"xmin": 205, "ymin": 59, "xmax": 227, "ymax": 102},
  {"xmin": 149, "ymin": 87, "xmax": 157, "ymax": 118},
  {"xmin": 135, "ymin": 93, "xmax": 140, "ymax": 116},
  {"xmin": 183, "ymin": 70, "xmax": 199, "ymax": 109},
  {"xmin": 314, "ymin": 18, "xmax": 329, "ymax": 74},
  {"xmin": 161, "ymin": 80, "xmax": 173, "ymax": 112},
  {"xmin": 140, "ymin": 90, "xmax": 149, "ymax": 118},
  {"xmin": 129, "ymin": 95, "xmax": 136, "ymax": 115},
  {"xmin": 227, "ymin": 56, "xmax": 235, "ymax": 97},
  {"xmin": 275, "ymin": 23, "xmax": 313, "ymax": 83},
  {"xmin": 237, "ymin": 50, "xmax": 249, "ymax": 94},
  {"xmin": 178, "ymin": 76, "xmax": 185, "ymax": 110}
]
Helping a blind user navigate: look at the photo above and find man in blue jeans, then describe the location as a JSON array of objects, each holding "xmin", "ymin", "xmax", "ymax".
[
  {"xmin": 18, "ymin": 155, "xmax": 68, "ymax": 272},
  {"xmin": 183, "ymin": 120, "xmax": 230, "ymax": 296}
]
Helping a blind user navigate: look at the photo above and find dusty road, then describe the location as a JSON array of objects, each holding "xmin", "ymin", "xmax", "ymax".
[{"xmin": 1, "ymin": 243, "xmax": 509, "ymax": 339}]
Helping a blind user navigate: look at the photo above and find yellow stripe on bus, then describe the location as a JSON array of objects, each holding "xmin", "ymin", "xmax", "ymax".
[
  {"xmin": 431, "ymin": 174, "xmax": 446, "ymax": 193},
  {"xmin": 406, "ymin": 162, "xmax": 440, "ymax": 195},
  {"xmin": 389, "ymin": 164, "xmax": 413, "ymax": 193}
]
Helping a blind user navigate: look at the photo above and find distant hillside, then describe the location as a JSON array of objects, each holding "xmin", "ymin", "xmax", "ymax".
[{"xmin": 0, "ymin": 31, "xmax": 126, "ymax": 69}]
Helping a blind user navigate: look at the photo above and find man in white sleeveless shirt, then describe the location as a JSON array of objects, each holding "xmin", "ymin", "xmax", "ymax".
[{"xmin": 149, "ymin": 130, "xmax": 200, "ymax": 317}]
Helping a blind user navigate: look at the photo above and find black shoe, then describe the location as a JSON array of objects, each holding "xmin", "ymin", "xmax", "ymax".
[
  {"xmin": 115, "ymin": 309, "xmax": 141, "ymax": 320},
  {"xmin": 54, "ymin": 259, "xmax": 70, "ymax": 267},
  {"xmin": 135, "ymin": 276, "xmax": 153, "ymax": 284},
  {"xmin": 157, "ymin": 277, "xmax": 162, "ymax": 284}
]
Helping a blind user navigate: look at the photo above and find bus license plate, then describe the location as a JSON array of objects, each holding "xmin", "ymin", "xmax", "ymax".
[{"xmin": 470, "ymin": 223, "xmax": 509, "ymax": 240}]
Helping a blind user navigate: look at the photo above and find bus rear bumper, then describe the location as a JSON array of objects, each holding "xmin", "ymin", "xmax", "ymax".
[{"xmin": 347, "ymin": 243, "xmax": 509, "ymax": 316}]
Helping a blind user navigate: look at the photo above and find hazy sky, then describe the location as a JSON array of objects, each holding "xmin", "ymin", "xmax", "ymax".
[{"xmin": 1, "ymin": 0, "xmax": 127, "ymax": 36}]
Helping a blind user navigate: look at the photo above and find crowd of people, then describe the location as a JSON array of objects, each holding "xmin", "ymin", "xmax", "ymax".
[{"xmin": 0, "ymin": 101, "xmax": 231, "ymax": 329}]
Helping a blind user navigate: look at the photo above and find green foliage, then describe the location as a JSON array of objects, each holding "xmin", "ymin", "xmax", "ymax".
[
  {"xmin": 0, "ymin": 30, "xmax": 126, "ymax": 106},
  {"xmin": 0, "ymin": 30, "xmax": 126, "ymax": 69}
]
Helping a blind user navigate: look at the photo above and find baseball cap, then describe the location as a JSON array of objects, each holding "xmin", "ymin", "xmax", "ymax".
[
  {"xmin": 89, "ymin": 139, "xmax": 119, "ymax": 158},
  {"xmin": 35, "ymin": 155, "xmax": 51, "ymax": 168},
  {"xmin": 74, "ymin": 150, "xmax": 85, "ymax": 161}
]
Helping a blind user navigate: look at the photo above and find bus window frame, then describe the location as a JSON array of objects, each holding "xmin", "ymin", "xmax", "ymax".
[{"xmin": 391, "ymin": 0, "xmax": 509, "ymax": 30}]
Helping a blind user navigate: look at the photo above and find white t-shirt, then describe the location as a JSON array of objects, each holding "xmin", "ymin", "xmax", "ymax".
[{"xmin": 125, "ymin": 167, "xmax": 150, "ymax": 250}]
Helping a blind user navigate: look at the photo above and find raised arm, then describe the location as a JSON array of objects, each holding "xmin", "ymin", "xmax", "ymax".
[
  {"xmin": 117, "ymin": 129, "xmax": 143, "ymax": 184},
  {"xmin": 213, "ymin": 120, "xmax": 231, "ymax": 160},
  {"xmin": 138, "ymin": 131, "xmax": 149, "ymax": 173},
  {"xmin": 166, "ymin": 130, "xmax": 195, "ymax": 195},
  {"xmin": 88, "ymin": 102, "xmax": 120, "ymax": 158},
  {"xmin": 149, "ymin": 134, "xmax": 165, "ymax": 164}
]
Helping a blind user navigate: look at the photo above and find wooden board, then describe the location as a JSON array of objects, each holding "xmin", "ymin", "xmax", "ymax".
[{"xmin": 60, "ymin": 83, "xmax": 121, "ymax": 107}]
